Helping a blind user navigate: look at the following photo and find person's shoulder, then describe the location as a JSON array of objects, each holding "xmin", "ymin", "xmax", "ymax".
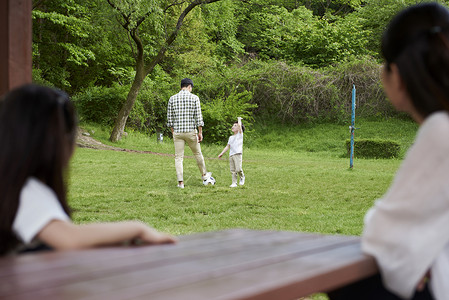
[
  {"xmin": 421, "ymin": 111, "xmax": 449, "ymax": 135},
  {"xmin": 168, "ymin": 93, "xmax": 177, "ymax": 102},
  {"xmin": 22, "ymin": 177, "xmax": 56, "ymax": 200},
  {"xmin": 418, "ymin": 111, "xmax": 449, "ymax": 151}
]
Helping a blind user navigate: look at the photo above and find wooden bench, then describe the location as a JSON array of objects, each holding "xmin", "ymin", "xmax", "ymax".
[{"xmin": 0, "ymin": 229, "xmax": 378, "ymax": 299}]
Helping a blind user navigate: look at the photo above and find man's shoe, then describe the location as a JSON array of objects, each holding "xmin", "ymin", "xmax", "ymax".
[
  {"xmin": 230, "ymin": 183, "xmax": 238, "ymax": 188},
  {"xmin": 202, "ymin": 172, "xmax": 216, "ymax": 186},
  {"xmin": 177, "ymin": 183, "xmax": 184, "ymax": 189},
  {"xmin": 239, "ymin": 176, "xmax": 245, "ymax": 186},
  {"xmin": 202, "ymin": 172, "xmax": 212, "ymax": 181}
]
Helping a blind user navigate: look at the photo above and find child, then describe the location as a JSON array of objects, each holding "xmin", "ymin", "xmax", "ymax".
[
  {"xmin": 0, "ymin": 84, "xmax": 176, "ymax": 256},
  {"xmin": 218, "ymin": 117, "xmax": 245, "ymax": 187},
  {"xmin": 329, "ymin": 3, "xmax": 449, "ymax": 300}
]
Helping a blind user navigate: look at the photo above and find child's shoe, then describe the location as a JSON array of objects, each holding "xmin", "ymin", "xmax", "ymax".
[
  {"xmin": 230, "ymin": 183, "xmax": 238, "ymax": 188},
  {"xmin": 239, "ymin": 176, "xmax": 245, "ymax": 186}
]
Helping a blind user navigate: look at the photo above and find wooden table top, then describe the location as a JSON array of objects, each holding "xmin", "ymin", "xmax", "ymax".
[{"xmin": 0, "ymin": 229, "xmax": 378, "ymax": 300}]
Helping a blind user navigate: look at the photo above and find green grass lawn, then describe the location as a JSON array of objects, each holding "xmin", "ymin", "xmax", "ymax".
[
  {"xmin": 70, "ymin": 118, "xmax": 418, "ymax": 236},
  {"xmin": 69, "ymin": 118, "xmax": 417, "ymax": 300}
]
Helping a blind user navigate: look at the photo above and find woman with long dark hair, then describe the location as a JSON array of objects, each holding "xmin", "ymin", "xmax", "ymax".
[
  {"xmin": 0, "ymin": 84, "xmax": 176, "ymax": 256},
  {"xmin": 330, "ymin": 3, "xmax": 449, "ymax": 300}
]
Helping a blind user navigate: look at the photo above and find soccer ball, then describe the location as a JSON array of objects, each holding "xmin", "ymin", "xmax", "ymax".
[{"xmin": 203, "ymin": 176, "xmax": 216, "ymax": 186}]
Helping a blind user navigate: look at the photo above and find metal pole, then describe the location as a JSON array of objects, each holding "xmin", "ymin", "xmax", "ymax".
[{"xmin": 350, "ymin": 85, "xmax": 356, "ymax": 169}]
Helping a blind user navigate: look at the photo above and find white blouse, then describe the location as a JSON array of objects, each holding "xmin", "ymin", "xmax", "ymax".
[
  {"xmin": 13, "ymin": 177, "xmax": 70, "ymax": 250},
  {"xmin": 362, "ymin": 112, "xmax": 449, "ymax": 300}
]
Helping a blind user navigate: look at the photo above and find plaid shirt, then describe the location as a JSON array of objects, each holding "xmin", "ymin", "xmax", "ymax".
[{"xmin": 167, "ymin": 90, "xmax": 204, "ymax": 133}]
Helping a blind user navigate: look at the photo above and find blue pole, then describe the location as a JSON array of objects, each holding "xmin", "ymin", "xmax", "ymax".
[{"xmin": 350, "ymin": 85, "xmax": 356, "ymax": 168}]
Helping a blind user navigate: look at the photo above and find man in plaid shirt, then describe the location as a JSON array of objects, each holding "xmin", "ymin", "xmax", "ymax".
[{"xmin": 167, "ymin": 78, "xmax": 214, "ymax": 188}]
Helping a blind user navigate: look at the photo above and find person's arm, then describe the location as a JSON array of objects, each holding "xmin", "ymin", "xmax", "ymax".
[
  {"xmin": 237, "ymin": 117, "xmax": 243, "ymax": 134},
  {"xmin": 196, "ymin": 97, "xmax": 204, "ymax": 143},
  {"xmin": 218, "ymin": 144, "xmax": 230, "ymax": 158},
  {"xmin": 37, "ymin": 220, "xmax": 177, "ymax": 250},
  {"xmin": 197, "ymin": 126, "xmax": 203, "ymax": 143},
  {"xmin": 167, "ymin": 99, "xmax": 173, "ymax": 130}
]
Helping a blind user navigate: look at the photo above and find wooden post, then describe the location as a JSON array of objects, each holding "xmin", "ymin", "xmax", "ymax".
[{"xmin": 0, "ymin": 0, "xmax": 32, "ymax": 97}]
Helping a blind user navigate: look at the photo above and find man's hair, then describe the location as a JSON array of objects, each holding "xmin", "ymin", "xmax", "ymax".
[{"xmin": 181, "ymin": 78, "xmax": 194, "ymax": 88}]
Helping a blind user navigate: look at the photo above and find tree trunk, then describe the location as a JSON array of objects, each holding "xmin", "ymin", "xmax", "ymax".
[{"xmin": 109, "ymin": 67, "xmax": 145, "ymax": 142}]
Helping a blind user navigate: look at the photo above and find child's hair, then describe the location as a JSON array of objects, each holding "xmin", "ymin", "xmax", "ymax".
[
  {"xmin": 235, "ymin": 120, "xmax": 245, "ymax": 132},
  {"xmin": 382, "ymin": 2, "xmax": 449, "ymax": 117},
  {"xmin": 0, "ymin": 84, "xmax": 77, "ymax": 255}
]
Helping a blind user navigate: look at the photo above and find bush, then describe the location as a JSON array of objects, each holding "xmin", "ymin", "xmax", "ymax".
[
  {"xmin": 346, "ymin": 138, "xmax": 400, "ymax": 159},
  {"xmin": 72, "ymin": 84, "xmax": 128, "ymax": 126},
  {"xmin": 132, "ymin": 78, "xmax": 173, "ymax": 135},
  {"xmin": 329, "ymin": 57, "xmax": 397, "ymax": 119},
  {"xmin": 194, "ymin": 58, "xmax": 397, "ymax": 125},
  {"xmin": 72, "ymin": 68, "xmax": 172, "ymax": 135},
  {"xmin": 201, "ymin": 89, "xmax": 257, "ymax": 144}
]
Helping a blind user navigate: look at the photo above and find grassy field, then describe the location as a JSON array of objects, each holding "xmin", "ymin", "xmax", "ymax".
[
  {"xmin": 69, "ymin": 118, "xmax": 417, "ymax": 300},
  {"xmin": 70, "ymin": 117, "xmax": 418, "ymax": 237}
]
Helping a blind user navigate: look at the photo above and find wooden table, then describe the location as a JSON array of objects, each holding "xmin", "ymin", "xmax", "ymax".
[{"xmin": 0, "ymin": 229, "xmax": 378, "ymax": 300}]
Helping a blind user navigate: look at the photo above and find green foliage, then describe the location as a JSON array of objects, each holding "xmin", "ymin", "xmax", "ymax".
[
  {"xmin": 131, "ymin": 68, "xmax": 174, "ymax": 134},
  {"xmin": 72, "ymin": 84, "xmax": 128, "ymax": 126},
  {"xmin": 289, "ymin": 13, "xmax": 372, "ymax": 67},
  {"xmin": 354, "ymin": 0, "xmax": 429, "ymax": 58},
  {"xmin": 237, "ymin": 5, "xmax": 315, "ymax": 61},
  {"xmin": 201, "ymin": 58, "xmax": 391, "ymax": 125},
  {"xmin": 234, "ymin": 3, "xmax": 371, "ymax": 67},
  {"xmin": 32, "ymin": 69, "xmax": 54, "ymax": 87},
  {"xmin": 32, "ymin": 0, "xmax": 138, "ymax": 93},
  {"xmin": 298, "ymin": 0, "xmax": 363, "ymax": 16},
  {"xmin": 201, "ymin": 90, "xmax": 257, "ymax": 144},
  {"xmin": 346, "ymin": 139, "xmax": 400, "ymax": 159},
  {"xmin": 32, "ymin": 0, "xmax": 429, "ymax": 134},
  {"xmin": 201, "ymin": 0, "xmax": 245, "ymax": 61},
  {"xmin": 163, "ymin": 7, "xmax": 218, "ymax": 77},
  {"xmin": 327, "ymin": 56, "xmax": 396, "ymax": 119},
  {"xmin": 32, "ymin": 1, "xmax": 96, "ymax": 91}
]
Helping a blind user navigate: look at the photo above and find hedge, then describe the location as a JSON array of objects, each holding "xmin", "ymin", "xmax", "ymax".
[{"xmin": 346, "ymin": 138, "xmax": 400, "ymax": 159}]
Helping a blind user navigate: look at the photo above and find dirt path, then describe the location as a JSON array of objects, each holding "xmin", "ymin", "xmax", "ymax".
[{"xmin": 76, "ymin": 129, "xmax": 173, "ymax": 156}]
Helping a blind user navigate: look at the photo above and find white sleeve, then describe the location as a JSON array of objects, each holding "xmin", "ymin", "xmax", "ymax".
[
  {"xmin": 362, "ymin": 112, "xmax": 449, "ymax": 299},
  {"xmin": 431, "ymin": 244, "xmax": 449, "ymax": 300},
  {"xmin": 227, "ymin": 135, "xmax": 232, "ymax": 146},
  {"xmin": 13, "ymin": 178, "xmax": 70, "ymax": 244}
]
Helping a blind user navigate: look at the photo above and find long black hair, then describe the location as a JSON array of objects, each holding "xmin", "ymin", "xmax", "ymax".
[
  {"xmin": 382, "ymin": 2, "xmax": 449, "ymax": 118},
  {"xmin": 0, "ymin": 84, "xmax": 77, "ymax": 255}
]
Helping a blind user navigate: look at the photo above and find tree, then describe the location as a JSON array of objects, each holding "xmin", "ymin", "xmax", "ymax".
[
  {"xmin": 354, "ymin": 0, "xmax": 424, "ymax": 59},
  {"xmin": 32, "ymin": 0, "xmax": 135, "ymax": 93},
  {"xmin": 289, "ymin": 12, "xmax": 372, "ymax": 67},
  {"xmin": 107, "ymin": 0, "xmax": 224, "ymax": 142},
  {"xmin": 32, "ymin": 0, "xmax": 96, "ymax": 92}
]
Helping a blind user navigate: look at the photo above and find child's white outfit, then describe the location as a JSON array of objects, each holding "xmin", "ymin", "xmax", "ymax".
[
  {"xmin": 227, "ymin": 131, "xmax": 245, "ymax": 186},
  {"xmin": 12, "ymin": 177, "xmax": 70, "ymax": 253}
]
